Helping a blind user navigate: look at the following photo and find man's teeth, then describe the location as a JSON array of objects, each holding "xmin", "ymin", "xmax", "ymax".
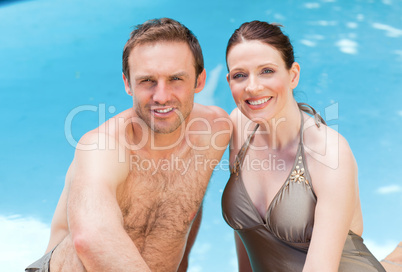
[
  {"xmin": 248, "ymin": 97, "xmax": 271, "ymax": 105},
  {"xmin": 154, "ymin": 108, "xmax": 173, "ymax": 113}
]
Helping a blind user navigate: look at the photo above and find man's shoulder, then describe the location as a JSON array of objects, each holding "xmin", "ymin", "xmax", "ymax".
[
  {"xmin": 77, "ymin": 108, "xmax": 133, "ymax": 148},
  {"xmin": 73, "ymin": 128, "xmax": 130, "ymax": 185},
  {"xmin": 191, "ymin": 104, "xmax": 231, "ymax": 130},
  {"xmin": 188, "ymin": 104, "xmax": 232, "ymax": 153},
  {"xmin": 74, "ymin": 109, "xmax": 133, "ymax": 170},
  {"xmin": 192, "ymin": 103, "xmax": 228, "ymax": 117}
]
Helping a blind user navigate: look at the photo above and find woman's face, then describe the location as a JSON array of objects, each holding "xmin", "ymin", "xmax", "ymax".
[{"xmin": 226, "ymin": 40, "xmax": 299, "ymax": 122}]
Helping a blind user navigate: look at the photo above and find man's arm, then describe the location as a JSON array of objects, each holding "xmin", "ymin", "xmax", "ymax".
[
  {"xmin": 68, "ymin": 132, "xmax": 151, "ymax": 272},
  {"xmin": 177, "ymin": 206, "xmax": 203, "ymax": 272},
  {"xmin": 46, "ymin": 164, "xmax": 71, "ymax": 253},
  {"xmin": 176, "ymin": 105, "xmax": 232, "ymax": 271}
]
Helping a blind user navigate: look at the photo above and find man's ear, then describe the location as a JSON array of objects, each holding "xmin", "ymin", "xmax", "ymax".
[
  {"xmin": 122, "ymin": 73, "xmax": 132, "ymax": 96},
  {"xmin": 194, "ymin": 69, "xmax": 206, "ymax": 94},
  {"xmin": 289, "ymin": 62, "xmax": 300, "ymax": 89}
]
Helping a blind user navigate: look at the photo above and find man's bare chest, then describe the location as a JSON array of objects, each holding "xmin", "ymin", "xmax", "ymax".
[{"xmin": 116, "ymin": 154, "xmax": 210, "ymax": 243}]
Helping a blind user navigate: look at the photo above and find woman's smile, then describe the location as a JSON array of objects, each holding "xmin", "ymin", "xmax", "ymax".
[{"xmin": 245, "ymin": 96, "xmax": 273, "ymax": 109}]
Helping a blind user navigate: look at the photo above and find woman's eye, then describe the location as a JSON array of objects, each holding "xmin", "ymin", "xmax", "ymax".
[
  {"xmin": 262, "ymin": 68, "xmax": 274, "ymax": 74},
  {"xmin": 232, "ymin": 73, "xmax": 246, "ymax": 79}
]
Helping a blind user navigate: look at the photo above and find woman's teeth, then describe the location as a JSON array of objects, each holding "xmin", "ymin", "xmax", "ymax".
[{"xmin": 247, "ymin": 97, "xmax": 271, "ymax": 105}]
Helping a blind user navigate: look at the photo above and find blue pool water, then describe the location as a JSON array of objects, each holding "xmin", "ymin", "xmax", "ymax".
[{"xmin": 0, "ymin": 0, "xmax": 401, "ymax": 270}]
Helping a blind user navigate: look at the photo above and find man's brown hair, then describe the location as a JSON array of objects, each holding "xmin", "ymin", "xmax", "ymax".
[{"xmin": 122, "ymin": 18, "xmax": 204, "ymax": 84}]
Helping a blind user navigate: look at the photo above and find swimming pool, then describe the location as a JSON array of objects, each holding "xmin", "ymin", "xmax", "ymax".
[{"xmin": 1, "ymin": 0, "xmax": 401, "ymax": 270}]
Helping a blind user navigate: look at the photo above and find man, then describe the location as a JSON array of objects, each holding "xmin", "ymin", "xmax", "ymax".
[{"xmin": 26, "ymin": 18, "xmax": 231, "ymax": 272}]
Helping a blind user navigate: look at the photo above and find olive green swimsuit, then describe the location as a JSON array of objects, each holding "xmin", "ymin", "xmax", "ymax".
[{"xmin": 222, "ymin": 104, "xmax": 385, "ymax": 272}]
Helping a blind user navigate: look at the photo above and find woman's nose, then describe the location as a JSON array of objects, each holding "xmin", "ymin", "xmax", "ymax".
[{"xmin": 245, "ymin": 76, "xmax": 263, "ymax": 93}]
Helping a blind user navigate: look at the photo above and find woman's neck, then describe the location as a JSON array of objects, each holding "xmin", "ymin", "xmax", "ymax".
[{"xmin": 258, "ymin": 100, "xmax": 301, "ymax": 152}]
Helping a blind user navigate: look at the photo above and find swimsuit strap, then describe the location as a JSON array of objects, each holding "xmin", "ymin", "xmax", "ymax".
[
  {"xmin": 298, "ymin": 102, "xmax": 326, "ymax": 127},
  {"xmin": 299, "ymin": 108, "xmax": 305, "ymax": 144},
  {"xmin": 231, "ymin": 103, "xmax": 325, "ymax": 175},
  {"xmin": 298, "ymin": 102, "xmax": 326, "ymax": 144},
  {"xmin": 231, "ymin": 124, "xmax": 260, "ymax": 175}
]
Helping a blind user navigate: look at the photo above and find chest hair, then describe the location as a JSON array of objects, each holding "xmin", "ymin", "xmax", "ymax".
[{"xmin": 117, "ymin": 151, "xmax": 210, "ymax": 253}]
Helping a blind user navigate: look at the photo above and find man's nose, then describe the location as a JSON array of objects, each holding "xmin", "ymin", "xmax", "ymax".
[{"xmin": 153, "ymin": 81, "xmax": 171, "ymax": 104}]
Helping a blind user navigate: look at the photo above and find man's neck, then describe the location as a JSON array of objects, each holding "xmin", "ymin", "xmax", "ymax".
[{"xmin": 131, "ymin": 122, "xmax": 189, "ymax": 158}]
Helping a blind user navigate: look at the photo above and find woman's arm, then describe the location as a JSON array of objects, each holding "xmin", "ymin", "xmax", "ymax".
[
  {"xmin": 235, "ymin": 232, "xmax": 252, "ymax": 272},
  {"xmin": 303, "ymin": 133, "xmax": 358, "ymax": 272}
]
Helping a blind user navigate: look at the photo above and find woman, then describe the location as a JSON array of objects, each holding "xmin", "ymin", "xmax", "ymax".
[{"xmin": 221, "ymin": 20, "xmax": 385, "ymax": 272}]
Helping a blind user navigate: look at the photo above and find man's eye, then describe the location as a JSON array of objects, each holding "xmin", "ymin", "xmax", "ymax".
[
  {"xmin": 171, "ymin": 77, "xmax": 181, "ymax": 81},
  {"xmin": 141, "ymin": 79, "xmax": 153, "ymax": 83}
]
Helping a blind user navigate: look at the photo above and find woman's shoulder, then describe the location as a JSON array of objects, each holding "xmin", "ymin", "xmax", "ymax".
[{"xmin": 302, "ymin": 113, "xmax": 355, "ymax": 173}]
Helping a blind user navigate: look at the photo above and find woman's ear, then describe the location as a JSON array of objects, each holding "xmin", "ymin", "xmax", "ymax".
[
  {"xmin": 290, "ymin": 62, "xmax": 300, "ymax": 89},
  {"xmin": 122, "ymin": 73, "xmax": 132, "ymax": 96},
  {"xmin": 226, "ymin": 73, "xmax": 230, "ymax": 84},
  {"xmin": 194, "ymin": 69, "xmax": 207, "ymax": 94}
]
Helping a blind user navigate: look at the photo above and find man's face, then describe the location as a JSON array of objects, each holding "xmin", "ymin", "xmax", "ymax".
[{"xmin": 124, "ymin": 41, "xmax": 202, "ymax": 134}]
